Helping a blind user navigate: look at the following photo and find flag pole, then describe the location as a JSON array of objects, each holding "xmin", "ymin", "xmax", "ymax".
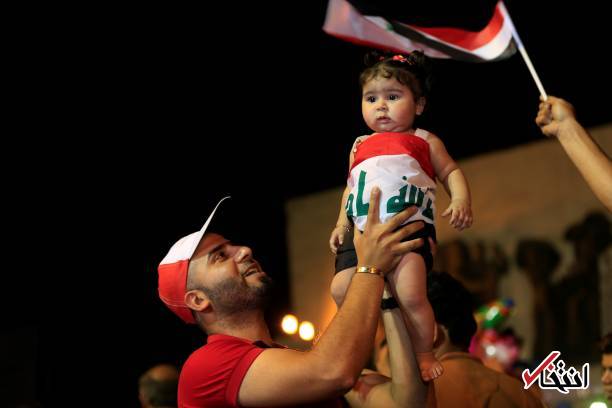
[{"xmin": 499, "ymin": 1, "xmax": 547, "ymax": 100}]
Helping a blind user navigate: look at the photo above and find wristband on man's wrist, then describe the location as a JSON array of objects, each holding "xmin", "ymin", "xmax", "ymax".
[
  {"xmin": 356, "ymin": 265, "xmax": 383, "ymax": 277},
  {"xmin": 381, "ymin": 296, "xmax": 399, "ymax": 310}
]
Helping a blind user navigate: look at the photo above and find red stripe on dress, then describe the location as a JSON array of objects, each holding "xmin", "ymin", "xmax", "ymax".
[
  {"xmin": 350, "ymin": 133, "xmax": 435, "ymax": 180},
  {"xmin": 410, "ymin": 3, "xmax": 504, "ymax": 51}
]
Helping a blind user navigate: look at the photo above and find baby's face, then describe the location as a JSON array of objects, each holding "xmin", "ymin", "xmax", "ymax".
[{"xmin": 361, "ymin": 77, "xmax": 424, "ymax": 134}]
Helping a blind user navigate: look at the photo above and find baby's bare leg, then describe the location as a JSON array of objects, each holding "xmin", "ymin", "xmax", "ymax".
[
  {"xmin": 330, "ymin": 267, "xmax": 356, "ymax": 308},
  {"xmin": 388, "ymin": 252, "xmax": 443, "ymax": 381}
]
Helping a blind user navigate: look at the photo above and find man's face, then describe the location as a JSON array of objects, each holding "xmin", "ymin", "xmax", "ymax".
[
  {"xmin": 602, "ymin": 353, "xmax": 612, "ymax": 401},
  {"xmin": 188, "ymin": 233, "xmax": 272, "ymax": 315}
]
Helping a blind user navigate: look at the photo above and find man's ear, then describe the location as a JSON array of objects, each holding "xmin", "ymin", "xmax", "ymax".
[
  {"xmin": 433, "ymin": 323, "xmax": 446, "ymax": 349},
  {"xmin": 184, "ymin": 290, "xmax": 211, "ymax": 313},
  {"xmin": 416, "ymin": 97, "xmax": 426, "ymax": 115}
]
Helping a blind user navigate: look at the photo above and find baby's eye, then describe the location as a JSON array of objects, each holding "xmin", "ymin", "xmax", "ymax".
[
  {"xmin": 388, "ymin": 94, "xmax": 400, "ymax": 101},
  {"xmin": 366, "ymin": 96, "xmax": 376, "ymax": 103}
]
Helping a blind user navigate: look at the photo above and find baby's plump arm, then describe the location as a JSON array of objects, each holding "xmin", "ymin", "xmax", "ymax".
[
  {"xmin": 335, "ymin": 185, "xmax": 352, "ymax": 228},
  {"xmin": 429, "ymin": 134, "xmax": 472, "ymax": 230},
  {"xmin": 329, "ymin": 139, "xmax": 361, "ymax": 253}
]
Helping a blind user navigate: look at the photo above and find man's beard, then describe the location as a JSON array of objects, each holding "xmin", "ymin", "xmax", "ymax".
[{"xmin": 201, "ymin": 275, "xmax": 273, "ymax": 316}]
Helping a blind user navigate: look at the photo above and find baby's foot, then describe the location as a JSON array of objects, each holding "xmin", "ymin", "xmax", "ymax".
[{"xmin": 415, "ymin": 351, "xmax": 444, "ymax": 381}]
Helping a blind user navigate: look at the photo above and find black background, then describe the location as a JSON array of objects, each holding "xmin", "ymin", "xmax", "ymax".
[{"xmin": 3, "ymin": 1, "xmax": 610, "ymax": 406}]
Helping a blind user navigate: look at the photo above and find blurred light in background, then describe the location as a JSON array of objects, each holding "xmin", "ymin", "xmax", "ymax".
[
  {"xmin": 299, "ymin": 321, "xmax": 315, "ymax": 341},
  {"xmin": 281, "ymin": 314, "xmax": 299, "ymax": 335}
]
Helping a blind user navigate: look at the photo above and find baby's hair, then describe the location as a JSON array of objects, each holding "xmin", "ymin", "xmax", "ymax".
[{"xmin": 360, "ymin": 50, "xmax": 432, "ymax": 101}]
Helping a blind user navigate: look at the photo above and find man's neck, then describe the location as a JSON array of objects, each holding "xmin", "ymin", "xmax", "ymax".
[{"xmin": 209, "ymin": 311, "xmax": 273, "ymax": 343}]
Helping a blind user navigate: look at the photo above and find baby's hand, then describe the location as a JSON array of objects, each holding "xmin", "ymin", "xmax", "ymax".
[
  {"xmin": 441, "ymin": 199, "xmax": 473, "ymax": 231},
  {"xmin": 329, "ymin": 225, "xmax": 349, "ymax": 254}
]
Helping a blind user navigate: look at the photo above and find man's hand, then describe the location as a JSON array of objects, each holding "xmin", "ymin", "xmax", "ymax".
[{"xmin": 354, "ymin": 187, "xmax": 424, "ymax": 274}]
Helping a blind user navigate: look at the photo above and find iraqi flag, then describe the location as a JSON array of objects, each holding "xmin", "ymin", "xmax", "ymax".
[{"xmin": 323, "ymin": 0, "xmax": 516, "ymax": 62}]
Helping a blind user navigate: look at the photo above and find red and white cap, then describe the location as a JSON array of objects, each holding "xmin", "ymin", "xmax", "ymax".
[{"xmin": 158, "ymin": 197, "xmax": 230, "ymax": 324}]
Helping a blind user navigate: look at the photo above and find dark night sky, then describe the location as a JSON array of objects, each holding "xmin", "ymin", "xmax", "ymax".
[{"xmin": 3, "ymin": 1, "xmax": 610, "ymax": 406}]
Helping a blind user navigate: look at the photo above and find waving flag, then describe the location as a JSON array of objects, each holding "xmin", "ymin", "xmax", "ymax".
[{"xmin": 323, "ymin": 0, "xmax": 516, "ymax": 62}]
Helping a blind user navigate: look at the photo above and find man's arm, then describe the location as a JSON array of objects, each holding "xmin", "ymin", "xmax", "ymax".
[
  {"xmin": 345, "ymin": 286, "xmax": 428, "ymax": 408},
  {"xmin": 238, "ymin": 188, "xmax": 425, "ymax": 406},
  {"xmin": 536, "ymin": 95, "xmax": 612, "ymax": 211}
]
